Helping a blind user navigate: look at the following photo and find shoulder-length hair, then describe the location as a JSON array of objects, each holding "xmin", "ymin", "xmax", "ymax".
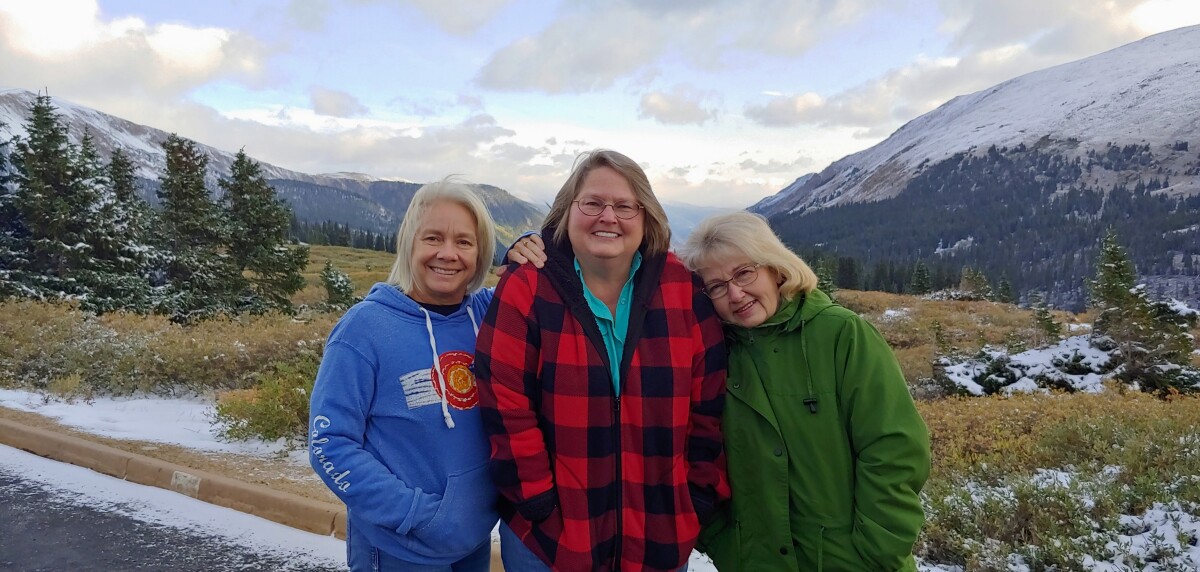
[
  {"xmin": 542, "ymin": 149, "xmax": 671, "ymax": 256},
  {"xmin": 677, "ymin": 211, "xmax": 817, "ymax": 301},
  {"xmin": 388, "ymin": 177, "xmax": 497, "ymax": 294}
]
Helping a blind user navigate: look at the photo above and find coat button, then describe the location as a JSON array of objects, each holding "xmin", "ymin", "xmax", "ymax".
[
  {"xmin": 779, "ymin": 547, "xmax": 788, "ymax": 555},
  {"xmin": 732, "ymin": 382, "xmax": 742, "ymax": 389},
  {"xmin": 773, "ymin": 448, "xmax": 783, "ymax": 457}
]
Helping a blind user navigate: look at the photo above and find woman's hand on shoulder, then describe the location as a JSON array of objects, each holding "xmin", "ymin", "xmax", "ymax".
[{"xmin": 497, "ymin": 233, "xmax": 546, "ymax": 277}]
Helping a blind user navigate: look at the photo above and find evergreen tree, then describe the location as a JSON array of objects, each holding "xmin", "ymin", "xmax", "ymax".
[
  {"xmin": 1030, "ymin": 293, "xmax": 1062, "ymax": 346},
  {"xmin": 9, "ymin": 93, "xmax": 92, "ymax": 299},
  {"xmin": 0, "ymin": 121, "xmax": 27, "ymax": 300},
  {"xmin": 156, "ymin": 134, "xmax": 243, "ymax": 322},
  {"xmin": 82, "ymin": 148, "xmax": 156, "ymax": 313},
  {"xmin": 994, "ymin": 276, "xmax": 1014, "ymax": 303},
  {"xmin": 910, "ymin": 261, "xmax": 932, "ymax": 294},
  {"xmin": 959, "ymin": 267, "xmax": 992, "ymax": 300},
  {"xmin": 835, "ymin": 256, "xmax": 862, "ymax": 290},
  {"xmin": 220, "ymin": 149, "xmax": 308, "ymax": 313},
  {"xmin": 1090, "ymin": 229, "xmax": 1198, "ymax": 393},
  {"xmin": 814, "ymin": 256, "xmax": 837, "ymax": 297},
  {"xmin": 320, "ymin": 260, "xmax": 355, "ymax": 308}
]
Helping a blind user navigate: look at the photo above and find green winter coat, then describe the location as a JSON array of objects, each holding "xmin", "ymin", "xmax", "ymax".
[{"xmin": 698, "ymin": 289, "xmax": 930, "ymax": 571}]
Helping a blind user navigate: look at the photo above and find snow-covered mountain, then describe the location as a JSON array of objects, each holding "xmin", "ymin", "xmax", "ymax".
[
  {"xmin": 0, "ymin": 88, "xmax": 545, "ymax": 238},
  {"xmin": 751, "ymin": 25, "xmax": 1200, "ymax": 218}
]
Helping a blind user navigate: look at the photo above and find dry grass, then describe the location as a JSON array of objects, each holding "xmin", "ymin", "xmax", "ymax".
[
  {"xmin": 5, "ymin": 246, "xmax": 1200, "ymax": 568},
  {"xmin": 295, "ymin": 244, "xmax": 501, "ymax": 305},
  {"xmin": 294, "ymin": 245, "xmax": 395, "ymax": 305},
  {"xmin": 0, "ymin": 300, "xmax": 338, "ymax": 396},
  {"xmin": 837, "ymin": 289, "xmax": 1085, "ymax": 382},
  {"xmin": 916, "ymin": 389, "xmax": 1200, "ymax": 568}
]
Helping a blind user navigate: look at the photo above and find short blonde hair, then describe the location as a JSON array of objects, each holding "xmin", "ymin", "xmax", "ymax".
[
  {"xmin": 677, "ymin": 211, "xmax": 817, "ymax": 301},
  {"xmin": 542, "ymin": 149, "xmax": 670, "ymax": 256},
  {"xmin": 388, "ymin": 178, "xmax": 497, "ymax": 294}
]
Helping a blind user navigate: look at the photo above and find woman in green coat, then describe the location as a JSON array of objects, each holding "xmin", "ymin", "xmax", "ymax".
[{"xmin": 677, "ymin": 212, "xmax": 931, "ymax": 571}]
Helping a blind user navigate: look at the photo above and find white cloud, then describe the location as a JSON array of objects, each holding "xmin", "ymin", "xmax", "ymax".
[
  {"xmin": 287, "ymin": 0, "xmax": 332, "ymax": 31},
  {"xmin": 475, "ymin": 8, "xmax": 664, "ymax": 93},
  {"xmin": 743, "ymin": 92, "xmax": 826, "ymax": 127},
  {"xmin": 1131, "ymin": 0, "xmax": 1200, "ymax": 34},
  {"xmin": 738, "ymin": 155, "xmax": 815, "ymax": 174},
  {"xmin": 310, "ymin": 87, "xmax": 368, "ymax": 117},
  {"xmin": 743, "ymin": 1, "xmax": 1200, "ymax": 135},
  {"xmin": 403, "ymin": 0, "xmax": 513, "ymax": 35},
  {"xmin": 476, "ymin": 0, "xmax": 877, "ymax": 93},
  {"xmin": 0, "ymin": 0, "xmax": 266, "ymax": 98},
  {"xmin": 638, "ymin": 85, "xmax": 718, "ymax": 125}
]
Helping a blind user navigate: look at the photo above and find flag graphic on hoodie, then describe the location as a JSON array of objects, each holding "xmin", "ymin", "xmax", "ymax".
[{"xmin": 399, "ymin": 350, "xmax": 478, "ymax": 410}]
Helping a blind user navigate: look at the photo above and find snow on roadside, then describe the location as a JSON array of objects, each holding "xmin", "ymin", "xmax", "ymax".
[
  {"xmin": 0, "ymin": 388, "xmax": 288, "ymax": 457},
  {"xmin": 0, "ymin": 443, "xmax": 346, "ymax": 569}
]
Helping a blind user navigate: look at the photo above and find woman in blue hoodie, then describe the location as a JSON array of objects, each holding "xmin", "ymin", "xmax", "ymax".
[{"xmin": 309, "ymin": 179, "xmax": 501, "ymax": 571}]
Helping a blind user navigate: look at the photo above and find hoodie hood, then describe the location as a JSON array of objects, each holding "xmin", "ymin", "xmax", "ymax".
[
  {"xmin": 725, "ymin": 288, "xmax": 838, "ymax": 413},
  {"xmin": 726, "ymin": 287, "xmax": 837, "ymax": 343}
]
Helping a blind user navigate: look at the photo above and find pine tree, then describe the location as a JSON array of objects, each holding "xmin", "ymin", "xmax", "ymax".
[
  {"xmin": 81, "ymin": 147, "xmax": 156, "ymax": 313},
  {"xmin": 0, "ymin": 121, "xmax": 27, "ymax": 300},
  {"xmin": 1090, "ymin": 228, "xmax": 1198, "ymax": 393},
  {"xmin": 994, "ymin": 276, "xmax": 1014, "ymax": 303},
  {"xmin": 910, "ymin": 261, "xmax": 931, "ymax": 294},
  {"xmin": 959, "ymin": 267, "xmax": 992, "ymax": 300},
  {"xmin": 156, "ymin": 134, "xmax": 243, "ymax": 322},
  {"xmin": 220, "ymin": 149, "xmax": 308, "ymax": 313},
  {"xmin": 320, "ymin": 260, "xmax": 355, "ymax": 309},
  {"xmin": 9, "ymin": 94, "xmax": 95, "ymax": 299},
  {"xmin": 814, "ymin": 256, "xmax": 838, "ymax": 297},
  {"xmin": 1030, "ymin": 293, "xmax": 1062, "ymax": 346}
]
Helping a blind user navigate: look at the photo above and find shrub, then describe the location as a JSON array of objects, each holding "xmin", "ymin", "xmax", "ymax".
[
  {"xmin": 319, "ymin": 260, "xmax": 356, "ymax": 309},
  {"xmin": 0, "ymin": 299, "xmax": 337, "ymax": 395},
  {"xmin": 213, "ymin": 352, "xmax": 321, "ymax": 444},
  {"xmin": 917, "ymin": 391, "xmax": 1200, "ymax": 569}
]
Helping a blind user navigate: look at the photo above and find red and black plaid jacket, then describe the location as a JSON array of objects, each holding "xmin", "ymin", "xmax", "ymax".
[{"xmin": 476, "ymin": 237, "xmax": 730, "ymax": 572}]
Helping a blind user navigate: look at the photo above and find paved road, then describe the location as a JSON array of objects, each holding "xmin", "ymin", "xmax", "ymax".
[{"xmin": 0, "ymin": 445, "xmax": 345, "ymax": 571}]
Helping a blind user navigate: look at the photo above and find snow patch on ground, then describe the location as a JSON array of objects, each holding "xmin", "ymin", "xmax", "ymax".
[
  {"xmin": 0, "ymin": 444, "xmax": 346, "ymax": 569},
  {"xmin": 0, "ymin": 389, "xmax": 290, "ymax": 457}
]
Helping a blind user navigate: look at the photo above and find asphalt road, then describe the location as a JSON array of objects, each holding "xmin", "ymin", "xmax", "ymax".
[{"xmin": 0, "ymin": 449, "xmax": 344, "ymax": 572}]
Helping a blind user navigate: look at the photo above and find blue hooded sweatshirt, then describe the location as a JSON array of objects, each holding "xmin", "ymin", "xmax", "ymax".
[{"xmin": 309, "ymin": 283, "xmax": 499, "ymax": 564}]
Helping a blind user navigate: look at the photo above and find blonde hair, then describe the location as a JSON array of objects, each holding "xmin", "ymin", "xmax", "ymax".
[
  {"xmin": 388, "ymin": 177, "xmax": 497, "ymax": 294},
  {"xmin": 542, "ymin": 149, "xmax": 671, "ymax": 256},
  {"xmin": 677, "ymin": 211, "xmax": 817, "ymax": 301}
]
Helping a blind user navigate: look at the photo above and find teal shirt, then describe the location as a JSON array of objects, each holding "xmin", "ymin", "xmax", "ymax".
[{"xmin": 574, "ymin": 252, "xmax": 642, "ymax": 396}]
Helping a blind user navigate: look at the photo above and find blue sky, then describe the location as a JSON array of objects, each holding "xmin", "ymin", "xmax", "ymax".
[{"xmin": 2, "ymin": 0, "xmax": 1198, "ymax": 207}]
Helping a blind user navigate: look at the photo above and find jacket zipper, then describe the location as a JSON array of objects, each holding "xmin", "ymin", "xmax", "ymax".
[{"xmin": 613, "ymin": 392, "xmax": 622, "ymax": 571}]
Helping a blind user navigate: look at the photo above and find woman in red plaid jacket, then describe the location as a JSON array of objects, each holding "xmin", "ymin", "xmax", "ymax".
[{"xmin": 475, "ymin": 149, "xmax": 730, "ymax": 572}]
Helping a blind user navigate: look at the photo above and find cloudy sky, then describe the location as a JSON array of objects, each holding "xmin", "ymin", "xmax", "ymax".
[{"xmin": 1, "ymin": 0, "xmax": 1197, "ymax": 207}]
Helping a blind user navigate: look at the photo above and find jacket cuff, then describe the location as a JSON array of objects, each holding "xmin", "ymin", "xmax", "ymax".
[
  {"xmin": 516, "ymin": 487, "xmax": 557, "ymax": 523},
  {"xmin": 689, "ymin": 483, "xmax": 717, "ymax": 526}
]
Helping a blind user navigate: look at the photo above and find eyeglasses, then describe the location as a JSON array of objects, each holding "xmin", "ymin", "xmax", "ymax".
[
  {"xmin": 702, "ymin": 264, "xmax": 762, "ymax": 299},
  {"xmin": 573, "ymin": 198, "xmax": 643, "ymax": 220}
]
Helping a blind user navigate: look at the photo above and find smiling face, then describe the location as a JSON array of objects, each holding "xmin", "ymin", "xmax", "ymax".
[
  {"xmin": 407, "ymin": 200, "xmax": 479, "ymax": 305},
  {"xmin": 698, "ymin": 254, "xmax": 782, "ymax": 328},
  {"xmin": 566, "ymin": 165, "xmax": 644, "ymax": 269}
]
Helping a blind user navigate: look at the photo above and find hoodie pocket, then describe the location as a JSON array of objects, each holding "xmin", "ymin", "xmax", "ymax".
[{"xmin": 413, "ymin": 461, "xmax": 498, "ymax": 557}]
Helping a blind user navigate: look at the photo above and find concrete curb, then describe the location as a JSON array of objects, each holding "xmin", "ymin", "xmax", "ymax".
[
  {"xmin": 0, "ymin": 417, "xmax": 506, "ymax": 570},
  {"xmin": 0, "ymin": 417, "xmax": 347, "ymax": 539}
]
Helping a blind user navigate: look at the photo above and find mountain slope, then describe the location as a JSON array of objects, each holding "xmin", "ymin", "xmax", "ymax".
[
  {"xmin": 753, "ymin": 25, "xmax": 1200, "ymax": 218},
  {"xmin": 748, "ymin": 26, "xmax": 1200, "ymax": 309},
  {"xmin": 0, "ymin": 88, "xmax": 545, "ymax": 238}
]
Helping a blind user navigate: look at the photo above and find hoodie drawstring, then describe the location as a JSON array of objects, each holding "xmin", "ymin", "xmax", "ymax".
[
  {"xmin": 420, "ymin": 308, "xmax": 455, "ymax": 429},
  {"xmin": 467, "ymin": 306, "xmax": 479, "ymax": 337}
]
